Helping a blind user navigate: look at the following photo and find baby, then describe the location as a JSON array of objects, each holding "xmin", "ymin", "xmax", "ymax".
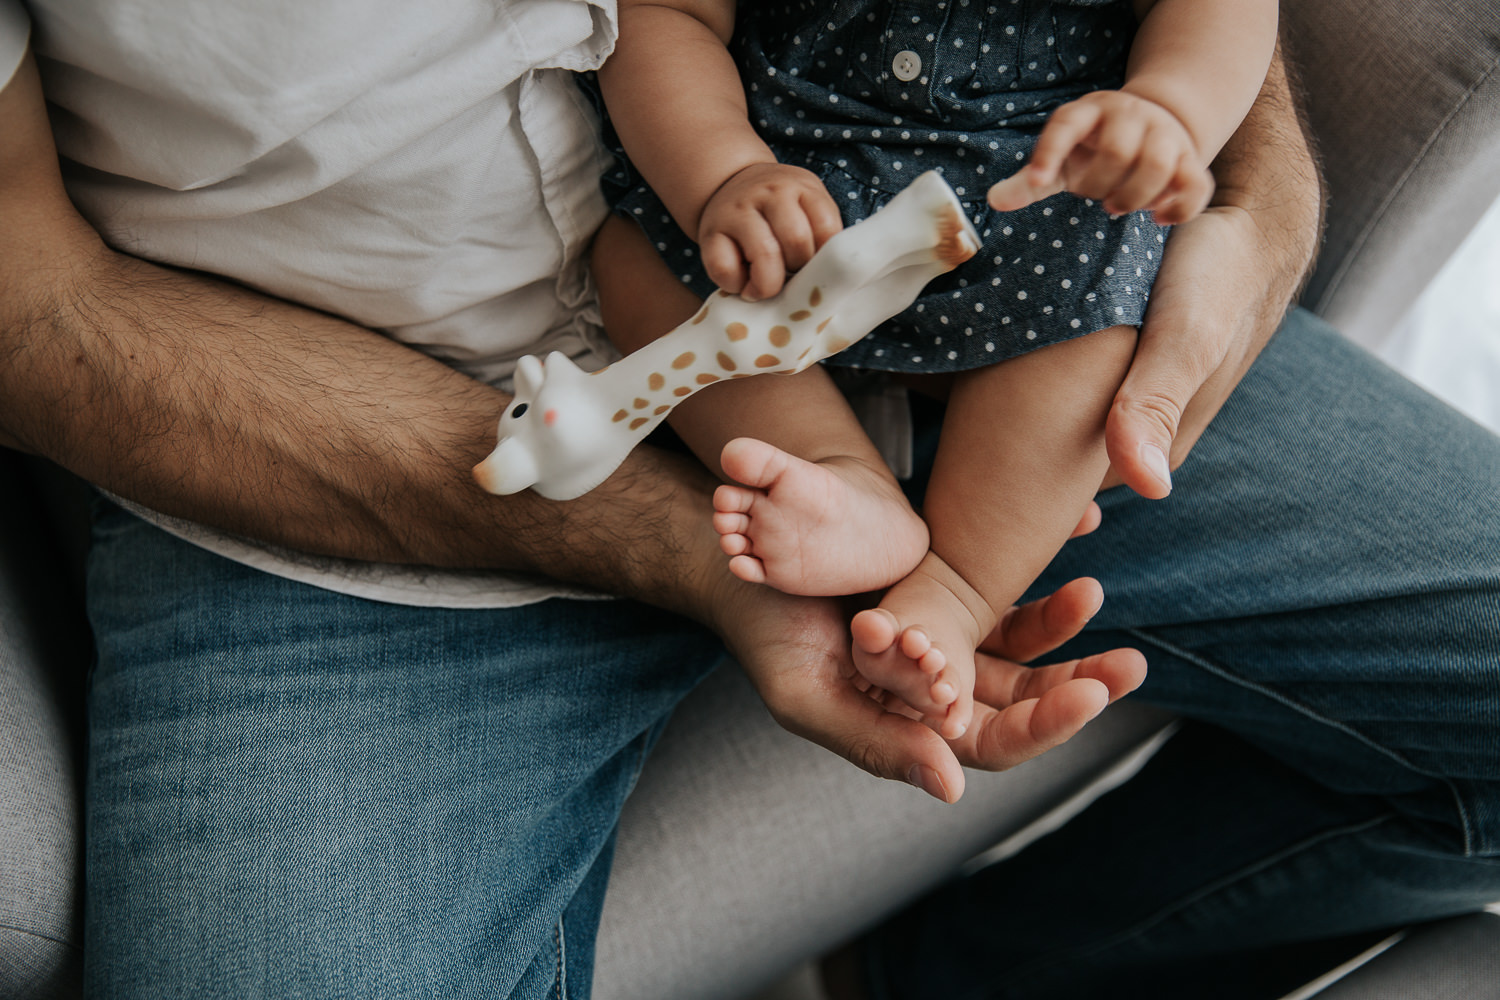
[{"xmin": 588, "ymin": 0, "xmax": 1277, "ymax": 740}]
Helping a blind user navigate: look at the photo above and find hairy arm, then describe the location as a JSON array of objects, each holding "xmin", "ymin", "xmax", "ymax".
[{"xmin": 0, "ymin": 54, "xmax": 723, "ymax": 613}]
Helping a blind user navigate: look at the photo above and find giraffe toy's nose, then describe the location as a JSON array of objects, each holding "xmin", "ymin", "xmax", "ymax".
[{"xmin": 472, "ymin": 441, "xmax": 539, "ymax": 496}]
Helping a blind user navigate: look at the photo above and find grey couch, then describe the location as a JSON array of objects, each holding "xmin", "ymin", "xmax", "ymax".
[{"xmin": 4, "ymin": 0, "xmax": 1500, "ymax": 996}]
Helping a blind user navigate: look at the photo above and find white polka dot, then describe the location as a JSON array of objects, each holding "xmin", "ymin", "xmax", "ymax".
[
  {"xmin": 985, "ymin": 342, "xmax": 996, "ymax": 351},
  {"xmin": 1070, "ymin": 319, "xmax": 1081, "ymax": 328},
  {"xmin": 1026, "ymin": 330, "xmax": 1037, "ymax": 340},
  {"xmin": 1079, "ymin": 253, "xmax": 1089, "ymax": 263},
  {"xmin": 1016, "ymin": 291, "xmax": 1027, "ymax": 300},
  {"xmin": 1033, "ymin": 264, "xmax": 1045, "ymax": 274},
  {"xmin": 974, "ymin": 302, "xmax": 985, "ymax": 312}
]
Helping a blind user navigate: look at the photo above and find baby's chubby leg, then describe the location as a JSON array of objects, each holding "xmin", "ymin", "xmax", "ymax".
[
  {"xmin": 852, "ymin": 325, "xmax": 1138, "ymax": 737},
  {"xmin": 591, "ymin": 215, "xmax": 930, "ymax": 596}
]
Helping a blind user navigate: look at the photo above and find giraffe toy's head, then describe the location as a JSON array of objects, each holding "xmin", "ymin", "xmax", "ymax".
[{"xmin": 472, "ymin": 352, "xmax": 620, "ymax": 500}]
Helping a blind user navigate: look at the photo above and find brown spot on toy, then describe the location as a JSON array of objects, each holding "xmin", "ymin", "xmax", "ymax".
[
  {"xmin": 731, "ymin": 373, "xmax": 753, "ymax": 379},
  {"xmin": 789, "ymin": 310, "xmax": 811, "ymax": 322},
  {"xmin": 768, "ymin": 326, "xmax": 791, "ymax": 347},
  {"xmin": 817, "ymin": 318, "xmax": 832, "ymax": 333},
  {"xmin": 691, "ymin": 304, "xmax": 710, "ymax": 325},
  {"xmin": 717, "ymin": 351, "xmax": 737, "ymax": 371},
  {"xmin": 629, "ymin": 417, "xmax": 649, "ymax": 430},
  {"xmin": 726, "ymin": 322, "xmax": 748, "ymax": 341},
  {"xmin": 809, "ymin": 287, "xmax": 822, "ymax": 307},
  {"xmin": 797, "ymin": 347, "xmax": 811, "ymax": 360},
  {"xmin": 826, "ymin": 338, "xmax": 851, "ymax": 354},
  {"xmin": 673, "ymin": 386, "xmax": 692, "ymax": 397},
  {"xmin": 648, "ymin": 373, "xmax": 665, "ymax": 391},
  {"xmin": 672, "ymin": 352, "xmax": 696, "ymax": 369},
  {"xmin": 633, "ymin": 397, "xmax": 649, "ymax": 409},
  {"xmin": 755, "ymin": 354, "xmax": 781, "ymax": 368},
  {"xmin": 654, "ymin": 405, "xmax": 671, "ymax": 415},
  {"xmin": 612, "ymin": 409, "xmax": 629, "ymax": 423},
  {"xmin": 696, "ymin": 373, "xmax": 720, "ymax": 384}
]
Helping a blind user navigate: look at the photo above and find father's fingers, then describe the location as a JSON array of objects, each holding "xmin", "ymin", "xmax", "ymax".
[
  {"xmin": 953, "ymin": 677, "xmax": 1110, "ymax": 771},
  {"xmin": 982, "ymin": 576, "xmax": 1103, "ymax": 664},
  {"xmin": 1070, "ymin": 500, "xmax": 1102, "ymax": 539},
  {"xmin": 979, "ymin": 646, "xmax": 1147, "ymax": 709},
  {"xmin": 761, "ymin": 669, "xmax": 967, "ymax": 802}
]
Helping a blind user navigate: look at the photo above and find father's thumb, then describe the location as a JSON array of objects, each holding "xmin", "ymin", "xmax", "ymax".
[{"xmin": 1104, "ymin": 383, "xmax": 1183, "ymax": 500}]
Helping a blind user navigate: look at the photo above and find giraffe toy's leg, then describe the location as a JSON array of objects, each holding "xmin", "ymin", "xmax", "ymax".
[{"xmin": 783, "ymin": 170, "xmax": 980, "ymax": 322}]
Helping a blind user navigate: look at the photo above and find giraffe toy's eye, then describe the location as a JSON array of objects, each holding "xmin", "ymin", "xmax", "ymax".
[{"xmin": 510, "ymin": 403, "xmax": 529, "ymax": 419}]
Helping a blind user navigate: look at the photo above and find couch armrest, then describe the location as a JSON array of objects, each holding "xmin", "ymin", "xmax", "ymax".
[
  {"xmin": 0, "ymin": 450, "xmax": 91, "ymax": 999},
  {"xmin": 1312, "ymin": 912, "xmax": 1500, "ymax": 999},
  {"xmin": 1286, "ymin": 0, "xmax": 1500, "ymax": 350}
]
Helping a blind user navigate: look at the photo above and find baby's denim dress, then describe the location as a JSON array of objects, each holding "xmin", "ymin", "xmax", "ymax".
[{"xmin": 601, "ymin": 0, "xmax": 1167, "ymax": 373}]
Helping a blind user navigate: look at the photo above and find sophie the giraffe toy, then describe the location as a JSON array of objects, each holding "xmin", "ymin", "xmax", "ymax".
[{"xmin": 473, "ymin": 170, "xmax": 980, "ymax": 500}]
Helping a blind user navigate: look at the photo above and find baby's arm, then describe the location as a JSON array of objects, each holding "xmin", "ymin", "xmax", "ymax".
[
  {"xmin": 597, "ymin": 0, "xmax": 841, "ymax": 299},
  {"xmin": 990, "ymin": 0, "xmax": 1278, "ymax": 224}
]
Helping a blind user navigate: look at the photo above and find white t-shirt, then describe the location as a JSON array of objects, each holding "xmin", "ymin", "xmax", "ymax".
[{"xmin": 1, "ymin": 0, "xmax": 622, "ymax": 606}]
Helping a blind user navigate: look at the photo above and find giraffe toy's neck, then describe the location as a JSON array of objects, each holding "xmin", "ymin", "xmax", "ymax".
[{"xmin": 474, "ymin": 170, "xmax": 980, "ymax": 501}]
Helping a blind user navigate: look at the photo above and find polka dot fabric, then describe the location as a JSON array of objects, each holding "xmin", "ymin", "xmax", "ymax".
[{"xmin": 598, "ymin": 0, "xmax": 1168, "ymax": 373}]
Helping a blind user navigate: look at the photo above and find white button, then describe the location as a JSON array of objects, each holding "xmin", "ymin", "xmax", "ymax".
[{"xmin": 892, "ymin": 50, "xmax": 922, "ymax": 82}]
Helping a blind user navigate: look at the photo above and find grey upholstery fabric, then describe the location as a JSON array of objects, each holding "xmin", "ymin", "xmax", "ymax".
[
  {"xmin": 0, "ymin": 453, "xmax": 88, "ymax": 999},
  {"xmin": 1315, "ymin": 913, "xmax": 1500, "ymax": 999},
  {"xmin": 593, "ymin": 666, "xmax": 1175, "ymax": 1000},
  {"xmin": 1286, "ymin": 0, "xmax": 1500, "ymax": 350}
]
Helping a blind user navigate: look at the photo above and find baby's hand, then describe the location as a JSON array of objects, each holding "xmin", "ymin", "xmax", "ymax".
[
  {"xmin": 698, "ymin": 162, "xmax": 844, "ymax": 301},
  {"xmin": 988, "ymin": 90, "xmax": 1214, "ymax": 226}
]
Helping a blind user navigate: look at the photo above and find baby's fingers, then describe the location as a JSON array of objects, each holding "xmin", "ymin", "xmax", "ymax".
[
  {"xmin": 701, "ymin": 232, "xmax": 749, "ymax": 295},
  {"xmin": 717, "ymin": 215, "xmax": 787, "ymax": 301},
  {"xmin": 988, "ymin": 168, "xmax": 1066, "ymax": 213},
  {"xmin": 1150, "ymin": 157, "xmax": 1214, "ymax": 226},
  {"xmin": 1026, "ymin": 99, "xmax": 1103, "ymax": 187},
  {"xmin": 802, "ymin": 187, "xmax": 845, "ymax": 252},
  {"xmin": 764, "ymin": 197, "xmax": 818, "ymax": 274},
  {"xmin": 1103, "ymin": 124, "xmax": 1181, "ymax": 216}
]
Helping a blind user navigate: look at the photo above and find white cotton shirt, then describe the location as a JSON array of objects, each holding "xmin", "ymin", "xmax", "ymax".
[{"xmin": 1, "ymin": 0, "xmax": 622, "ymax": 606}]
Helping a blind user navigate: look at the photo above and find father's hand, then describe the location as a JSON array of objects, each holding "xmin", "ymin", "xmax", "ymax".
[
  {"xmin": 708, "ymin": 567, "xmax": 1144, "ymax": 804},
  {"xmin": 1099, "ymin": 44, "xmax": 1323, "ymax": 497}
]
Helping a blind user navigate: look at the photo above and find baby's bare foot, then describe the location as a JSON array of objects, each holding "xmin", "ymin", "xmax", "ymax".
[
  {"xmin": 713, "ymin": 437, "xmax": 928, "ymax": 596},
  {"xmin": 851, "ymin": 554, "xmax": 996, "ymax": 739}
]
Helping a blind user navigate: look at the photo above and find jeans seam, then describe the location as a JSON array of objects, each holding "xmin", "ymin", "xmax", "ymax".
[
  {"xmin": 555, "ymin": 918, "xmax": 567, "ymax": 1000},
  {"xmin": 1124, "ymin": 626, "xmax": 1477, "ymax": 857},
  {"xmin": 961, "ymin": 814, "xmax": 1395, "ymax": 1000}
]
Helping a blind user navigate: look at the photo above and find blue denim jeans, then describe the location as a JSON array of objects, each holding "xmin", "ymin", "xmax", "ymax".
[
  {"xmin": 864, "ymin": 311, "xmax": 1500, "ymax": 998},
  {"xmin": 82, "ymin": 527, "xmax": 725, "ymax": 998},
  {"xmin": 83, "ymin": 308, "xmax": 1500, "ymax": 998}
]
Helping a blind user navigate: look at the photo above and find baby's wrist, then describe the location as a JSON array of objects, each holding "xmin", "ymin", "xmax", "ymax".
[{"xmin": 679, "ymin": 146, "xmax": 780, "ymax": 235}]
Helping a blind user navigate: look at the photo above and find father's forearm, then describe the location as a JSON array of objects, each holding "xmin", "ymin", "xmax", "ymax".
[
  {"xmin": 1209, "ymin": 39, "xmax": 1325, "ymax": 297},
  {"xmin": 0, "ymin": 240, "xmax": 721, "ymax": 607},
  {"xmin": 0, "ymin": 52, "xmax": 718, "ymax": 612}
]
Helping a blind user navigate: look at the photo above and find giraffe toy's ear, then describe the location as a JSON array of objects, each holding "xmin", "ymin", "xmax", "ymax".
[
  {"xmin": 542, "ymin": 351, "xmax": 587, "ymax": 380},
  {"xmin": 514, "ymin": 354, "xmax": 545, "ymax": 398}
]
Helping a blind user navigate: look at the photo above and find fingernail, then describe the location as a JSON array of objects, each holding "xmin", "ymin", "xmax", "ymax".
[
  {"xmin": 907, "ymin": 764, "xmax": 950, "ymax": 802},
  {"xmin": 1142, "ymin": 443, "xmax": 1172, "ymax": 495}
]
